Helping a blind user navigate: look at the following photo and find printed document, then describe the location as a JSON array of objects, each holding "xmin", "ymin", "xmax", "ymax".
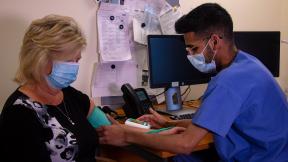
[
  {"xmin": 97, "ymin": 3, "xmax": 132, "ymax": 61},
  {"xmin": 92, "ymin": 61, "xmax": 138, "ymax": 97},
  {"xmin": 158, "ymin": 3, "xmax": 182, "ymax": 34}
]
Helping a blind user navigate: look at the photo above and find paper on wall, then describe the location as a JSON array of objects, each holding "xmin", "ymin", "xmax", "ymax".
[
  {"xmin": 97, "ymin": 3, "xmax": 132, "ymax": 61},
  {"xmin": 132, "ymin": 18, "xmax": 162, "ymax": 45},
  {"xmin": 132, "ymin": 4, "xmax": 163, "ymax": 45},
  {"xmin": 166, "ymin": 0, "xmax": 180, "ymax": 7},
  {"xmin": 95, "ymin": 0, "xmax": 121, "ymax": 4},
  {"xmin": 133, "ymin": 18, "xmax": 146, "ymax": 45},
  {"xmin": 124, "ymin": 0, "xmax": 166, "ymax": 16},
  {"xmin": 92, "ymin": 61, "xmax": 138, "ymax": 97},
  {"xmin": 158, "ymin": 3, "xmax": 182, "ymax": 34}
]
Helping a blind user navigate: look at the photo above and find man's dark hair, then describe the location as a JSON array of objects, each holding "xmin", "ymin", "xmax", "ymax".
[{"xmin": 175, "ymin": 3, "xmax": 234, "ymax": 40}]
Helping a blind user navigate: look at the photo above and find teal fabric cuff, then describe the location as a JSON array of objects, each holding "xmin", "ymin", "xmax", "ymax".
[{"xmin": 88, "ymin": 106, "xmax": 111, "ymax": 128}]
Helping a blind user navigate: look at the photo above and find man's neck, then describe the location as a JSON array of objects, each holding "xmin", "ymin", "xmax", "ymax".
[{"xmin": 217, "ymin": 45, "xmax": 238, "ymax": 71}]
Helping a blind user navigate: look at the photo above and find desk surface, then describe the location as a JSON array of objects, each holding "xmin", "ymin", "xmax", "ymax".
[{"xmin": 101, "ymin": 103, "xmax": 214, "ymax": 161}]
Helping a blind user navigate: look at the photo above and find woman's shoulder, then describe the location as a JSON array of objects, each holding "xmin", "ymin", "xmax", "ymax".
[
  {"xmin": 63, "ymin": 86, "xmax": 85, "ymax": 95},
  {"xmin": 62, "ymin": 86, "xmax": 90, "ymax": 114},
  {"xmin": 63, "ymin": 86, "xmax": 89, "ymax": 100},
  {"xmin": 1, "ymin": 89, "xmax": 43, "ymax": 127},
  {"xmin": 2, "ymin": 88, "xmax": 28, "ymax": 111}
]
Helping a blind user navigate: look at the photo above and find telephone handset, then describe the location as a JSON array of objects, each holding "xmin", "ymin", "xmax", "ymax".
[{"xmin": 121, "ymin": 83, "xmax": 153, "ymax": 118}]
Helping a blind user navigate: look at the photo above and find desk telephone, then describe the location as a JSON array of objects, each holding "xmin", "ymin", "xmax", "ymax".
[
  {"xmin": 121, "ymin": 83, "xmax": 153, "ymax": 118},
  {"xmin": 121, "ymin": 83, "xmax": 196, "ymax": 120}
]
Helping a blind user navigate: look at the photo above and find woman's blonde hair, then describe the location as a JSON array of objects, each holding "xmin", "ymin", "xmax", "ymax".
[{"xmin": 14, "ymin": 14, "xmax": 86, "ymax": 85}]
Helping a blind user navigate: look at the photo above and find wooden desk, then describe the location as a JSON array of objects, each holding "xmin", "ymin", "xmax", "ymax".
[
  {"xmin": 146, "ymin": 133, "xmax": 213, "ymax": 159},
  {"xmin": 100, "ymin": 103, "xmax": 213, "ymax": 162}
]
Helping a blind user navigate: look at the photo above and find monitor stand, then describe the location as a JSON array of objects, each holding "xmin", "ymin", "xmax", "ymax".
[
  {"xmin": 165, "ymin": 86, "xmax": 182, "ymax": 111},
  {"xmin": 163, "ymin": 86, "xmax": 196, "ymax": 117}
]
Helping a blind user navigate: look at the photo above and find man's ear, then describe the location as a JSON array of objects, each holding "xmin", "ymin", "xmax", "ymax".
[
  {"xmin": 208, "ymin": 38, "xmax": 217, "ymax": 51},
  {"xmin": 210, "ymin": 34, "xmax": 222, "ymax": 51}
]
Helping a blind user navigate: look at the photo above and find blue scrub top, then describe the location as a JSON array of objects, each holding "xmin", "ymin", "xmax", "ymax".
[{"xmin": 192, "ymin": 51, "xmax": 288, "ymax": 162}]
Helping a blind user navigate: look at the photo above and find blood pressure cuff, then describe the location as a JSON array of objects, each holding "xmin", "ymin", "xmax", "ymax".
[{"xmin": 88, "ymin": 106, "xmax": 111, "ymax": 128}]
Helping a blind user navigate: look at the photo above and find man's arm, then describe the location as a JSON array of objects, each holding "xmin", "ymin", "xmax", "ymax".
[
  {"xmin": 165, "ymin": 119, "xmax": 193, "ymax": 128},
  {"xmin": 99, "ymin": 122, "xmax": 208, "ymax": 154},
  {"xmin": 138, "ymin": 108, "xmax": 194, "ymax": 129}
]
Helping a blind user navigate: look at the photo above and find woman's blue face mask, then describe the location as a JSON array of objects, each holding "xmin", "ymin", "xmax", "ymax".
[
  {"xmin": 47, "ymin": 61, "xmax": 79, "ymax": 89},
  {"xmin": 186, "ymin": 39, "xmax": 216, "ymax": 73}
]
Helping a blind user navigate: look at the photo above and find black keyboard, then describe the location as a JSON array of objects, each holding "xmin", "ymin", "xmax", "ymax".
[
  {"xmin": 156, "ymin": 109, "xmax": 196, "ymax": 120},
  {"xmin": 170, "ymin": 113, "xmax": 195, "ymax": 120}
]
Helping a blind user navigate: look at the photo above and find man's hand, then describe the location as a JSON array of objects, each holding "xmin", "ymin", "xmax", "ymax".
[
  {"xmin": 137, "ymin": 108, "xmax": 168, "ymax": 129},
  {"xmin": 158, "ymin": 127, "xmax": 186, "ymax": 135}
]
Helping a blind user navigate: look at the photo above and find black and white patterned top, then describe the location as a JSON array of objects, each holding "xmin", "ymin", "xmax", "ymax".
[{"xmin": 0, "ymin": 86, "xmax": 98, "ymax": 162}]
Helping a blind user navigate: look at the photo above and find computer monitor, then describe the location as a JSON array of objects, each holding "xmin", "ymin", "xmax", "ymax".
[
  {"xmin": 147, "ymin": 35, "xmax": 211, "ymax": 89},
  {"xmin": 147, "ymin": 32, "xmax": 280, "ymax": 111},
  {"xmin": 147, "ymin": 35, "xmax": 212, "ymax": 111},
  {"xmin": 234, "ymin": 31, "xmax": 280, "ymax": 77},
  {"xmin": 147, "ymin": 32, "xmax": 280, "ymax": 89}
]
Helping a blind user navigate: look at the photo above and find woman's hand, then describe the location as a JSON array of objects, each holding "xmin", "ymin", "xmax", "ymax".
[{"xmin": 137, "ymin": 108, "xmax": 168, "ymax": 129}]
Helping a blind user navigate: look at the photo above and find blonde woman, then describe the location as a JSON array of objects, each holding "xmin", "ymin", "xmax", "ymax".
[{"xmin": 0, "ymin": 15, "xmax": 99, "ymax": 162}]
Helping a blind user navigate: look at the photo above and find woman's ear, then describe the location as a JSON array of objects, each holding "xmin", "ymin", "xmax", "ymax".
[{"xmin": 45, "ymin": 60, "xmax": 53, "ymax": 75}]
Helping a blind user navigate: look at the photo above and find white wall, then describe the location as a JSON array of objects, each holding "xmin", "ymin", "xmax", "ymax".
[
  {"xmin": 0, "ymin": 0, "xmax": 287, "ymax": 111},
  {"xmin": 0, "ymin": 0, "xmax": 99, "ymax": 111},
  {"xmin": 280, "ymin": 0, "xmax": 288, "ymax": 93}
]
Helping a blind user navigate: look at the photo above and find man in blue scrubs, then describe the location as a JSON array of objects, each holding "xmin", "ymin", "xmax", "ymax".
[{"xmin": 98, "ymin": 3, "xmax": 288, "ymax": 162}]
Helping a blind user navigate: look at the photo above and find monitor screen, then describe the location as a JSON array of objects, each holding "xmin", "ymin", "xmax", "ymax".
[
  {"xmin": 147, "ymin": 32, "xmax": 280, "ymax": 89},
  {"xmin": 234, "ymin": 31, "xmax": 280, "ymax": 77},
  {"xmin": 147, "ymin": 35, "xmax": 211, "ymax": 89}
]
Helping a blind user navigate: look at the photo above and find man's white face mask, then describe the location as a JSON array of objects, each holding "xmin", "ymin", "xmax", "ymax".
[{"xmin": 187, "ymin": 39, "xmax": 217, "ymax": 73}]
